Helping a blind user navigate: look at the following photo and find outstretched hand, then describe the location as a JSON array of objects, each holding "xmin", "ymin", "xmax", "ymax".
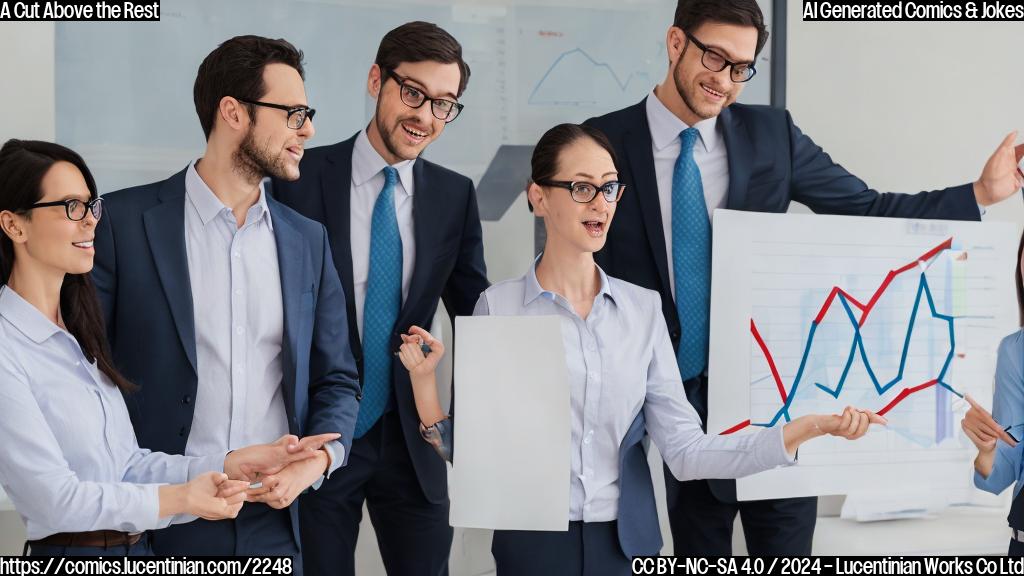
[
  {"xmin": 225, "ymin": 433, "xmax": 341, "ymax": 481},
  {"xmin": 974, "ymin": 131, "xmax": 1024, "ymax": 206},
  {"xmin": 816, "ymin": 406, "xmax": 888, "ymax": 440}
]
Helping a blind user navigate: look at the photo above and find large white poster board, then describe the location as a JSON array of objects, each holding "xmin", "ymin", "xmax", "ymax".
[
  {"xmin": 707, "ymin": 210, "xmax": 1020, "ymax": 501},
  {"xmin": 450, "ymin": 315, "xmax": 571, "ymax": 530}
]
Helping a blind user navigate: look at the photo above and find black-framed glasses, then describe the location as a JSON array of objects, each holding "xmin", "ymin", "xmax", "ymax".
[
  {"xmin": 236, "ymin": 98, "xmax": 316, "ymax": 130},
  {"xmin": 28, "ymin": 197, "xmax": 103, "ymax": 222},
  {"xmin": 684, "ymin": 32, "xmax": 757, "ymax": 83},
  {"xmin": 385, "ymin": 69, "xmax": 464, "ymax": 123},
  {"xmin": 536, "ymin": 180, "xmax": 625, "ymax": 204}
]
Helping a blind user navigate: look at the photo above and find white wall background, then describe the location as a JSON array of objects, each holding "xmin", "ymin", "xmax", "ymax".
[{"xmin": 1, "ymin": 4, "xmax": 1023, "ymax": 567}]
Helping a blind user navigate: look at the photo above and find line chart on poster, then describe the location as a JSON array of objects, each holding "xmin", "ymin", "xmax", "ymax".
[{"xmin": 720, "ymin": 239, "xmax": 966, "ymax": 436}]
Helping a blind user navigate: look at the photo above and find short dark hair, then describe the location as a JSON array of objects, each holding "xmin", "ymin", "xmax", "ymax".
[
  {"xmin": 528, "ymin": 124, "xmax": 618, "ymax": 212},
  {"xmin": 673, "ymin": 0, "xmax": 769, "ymax": 57},
  {"xmin": 0, "ymin": 139, "xmax": 135, "ymax": 394},
  {"xmin": 193, "ymin": 35, "xmax": 306, "ymax": 140},
  {"xmin": 375, "ymin": 21, "xmax": 471, "ymax": 98}
]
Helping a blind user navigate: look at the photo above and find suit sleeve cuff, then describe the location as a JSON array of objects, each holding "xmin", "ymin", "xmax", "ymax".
[{"xmin": 310, "ymin": 441, "xmax": 344, "ymax": 491}]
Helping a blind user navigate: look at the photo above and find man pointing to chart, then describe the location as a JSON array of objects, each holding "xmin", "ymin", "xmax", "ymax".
[{"xmin": 585, "ymin": 0, "xmax": 1024, "ymax": 557}]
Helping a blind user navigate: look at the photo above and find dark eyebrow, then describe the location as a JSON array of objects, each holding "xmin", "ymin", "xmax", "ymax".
[
  {"xmin": 397, "ymin": 72, "xmax": 459, "ymax": 101},
  {"xmin": 573, "ymin": 171, "xmax": 619, "ymax": 179}
]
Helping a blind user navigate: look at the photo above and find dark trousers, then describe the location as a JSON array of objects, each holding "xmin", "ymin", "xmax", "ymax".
[
  {"xmin": 149, "ymin": 501, "xmax": 301, "ymax": 574},
  {"xmin": 28, "ymin": 533, "xmax": 153, "ymax": 556},
  {"xmin": 1010, "ymin": 537, "xmax": 1024, "ymax": 556},
  {"xmin": 492, "ymin": 521, "xmax": 629, "ymax": 576},
  {"xmin": 666, "ymin": 474, "xmax": 816, "ymax": 556},
  {"xmin": 299, "ymin": 409, "xmax": 452, "ymax": 576}
]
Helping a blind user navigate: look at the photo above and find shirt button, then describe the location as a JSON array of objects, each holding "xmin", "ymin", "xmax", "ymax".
[
  {"xmin": 235, "ymin": 289, "xmax": 243, "ymax": 296},
  {"xmin": 583, "ymin": 436, "xmax": 591, "ymax": 445},
  {"xmin": 235, "ymin": 326, "xmax": 245, "ymax": 335},
  {"xmin": 588, "ymin": 372, "xmax": 597, "ymax": 380},
  {"xmin": 233, "ymin": 251, "xmax": 240, "ymax": 259}
]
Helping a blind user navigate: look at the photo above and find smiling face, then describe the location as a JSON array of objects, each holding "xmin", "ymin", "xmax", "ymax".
[
  {"xmin": 234, "ymin": 63, "xmax": 315, "ymax": 182},
  {"xmin": 366, "ymin": 60, "xmax": 462, "ymax": 164},
  {"xmin": 529, "ymin": 137, "xmax": 620, "ymax": 255},
  {"xmin": 666, "ymin": 21, "xmax": 758, "ymax": 123},
  {"xmin": 0, "ymin": 161, "xmax": 98, "ymax": 277}
]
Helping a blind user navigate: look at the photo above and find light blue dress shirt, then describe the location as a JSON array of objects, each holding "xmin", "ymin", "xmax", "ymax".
[
  {"xmin": 183, "ymin": 162, "xmax": 342, "ymax": 476},
  {"xmin": 974, "ymin": 329, "xmax": 1024, "ymax": 501},
  {"xmin": 0, "ymin": 286, "xmax": 210, "ymax": 540},
  {"xmin": 430, "ymin": 259, "xmax": 795, "ymax": 522}
]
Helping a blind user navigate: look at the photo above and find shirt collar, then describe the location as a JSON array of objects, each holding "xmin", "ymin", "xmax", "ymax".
[
  {"xmin": 523, "ymin": 254, "xmax": 615, "ymax": 307},
  {"xmin": 185, "ymin": 160, "xmax": 273, "ymax": 230},
  {"xmin": 352, "ymin": 129, "xmax": 416, "ymax": 197},
  {"xmin": 0, "ymin": 285, "xmax": 63, "ymax": 344},
  {"xmin": 645, "ymin": 90, "xmax": 721, "ymax": 154}
]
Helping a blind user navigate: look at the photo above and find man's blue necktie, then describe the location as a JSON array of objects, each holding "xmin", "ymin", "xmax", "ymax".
[
  {"xmin": 355, "ymin": 166, "xmax": 402, "ymax": 438},
  {"xmin": 672, "ymin": 128, "xmax": 711, "ymax": 382}
]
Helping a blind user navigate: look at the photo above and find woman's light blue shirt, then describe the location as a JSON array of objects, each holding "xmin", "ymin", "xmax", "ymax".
[
  {"xmin": 975, "ymin": 329, "xmax": 1024, "ymax": 502},
  {"xmin": 0, "ymin": 286, "xmax": 213, "ymax": 539}
]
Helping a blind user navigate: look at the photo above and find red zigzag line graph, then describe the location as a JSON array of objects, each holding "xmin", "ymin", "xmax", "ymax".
[{"xmin": 720, "ymin": 238, "xmax": 954, "ymax": 435}]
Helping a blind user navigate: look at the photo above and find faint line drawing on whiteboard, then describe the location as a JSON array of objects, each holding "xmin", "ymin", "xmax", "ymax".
[{"xmin": 527, "ymin": 47, "xmax": 654, "ymax": 106}]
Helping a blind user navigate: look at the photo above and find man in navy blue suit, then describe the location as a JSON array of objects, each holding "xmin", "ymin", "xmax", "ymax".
[
  {"xmin": 91, "ymin": 36, "xmax": 361, "ymax": 572},
  {"xmin": 271, "ymin": 21, "xmax": 488, "ymax": 576},
  {"xmin": 586, "ymin": 0, "xmax": 1024, "ymax": 557}
]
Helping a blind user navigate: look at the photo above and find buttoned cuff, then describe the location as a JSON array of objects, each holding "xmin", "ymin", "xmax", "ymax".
[{"xmin": 765, "ymin": 424, "xmax": 797, "ymax": 467}]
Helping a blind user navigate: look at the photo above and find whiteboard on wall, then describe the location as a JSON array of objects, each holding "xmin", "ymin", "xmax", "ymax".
[{"xmin": 54, "ymin": 0, "xmax": 777, "ymax": 201}]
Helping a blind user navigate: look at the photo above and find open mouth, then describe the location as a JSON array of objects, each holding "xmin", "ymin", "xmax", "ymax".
[
  {"xmin": 582, "ymin": 221, "xmax": 606, "ymax": 237},
  {"xmin": 400, "ymin": 122, "xmax": 430, "ymax": 143},
  {"xmin": 286, "ymin": 146, "xmax": 303, "ymax": 161},
  {"xmin": 72, "ymin": 241, "xmax": 94, "ymax": 250},
  {"xmin": 701, "ymin": 83, "xmax": 726, "ymax": 100}
]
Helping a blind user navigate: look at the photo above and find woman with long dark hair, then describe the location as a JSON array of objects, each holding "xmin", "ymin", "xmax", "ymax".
[
  {"xmin": 394, "ymin": 124, "xmax": 886, "ymax": 574},
  {"xmin": 0, "ymin": 139, "xmax": 336, "ymax": 556}
]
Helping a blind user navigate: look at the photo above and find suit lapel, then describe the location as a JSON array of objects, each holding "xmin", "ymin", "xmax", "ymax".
[
  {"xmin": 322, "ymin": 136, "xmax": 361, "ymax": 359},
  {"xmin": 268, "ymin": 198, "xmax": 305, "ymax": 420},
  {"xmin": 624, "ymin": 100, "xmax": 673, "ymax": 299},
  {"xmin": 398, "ymin": 160, "xmax": 439, "ymax": 329},
  {"xmin": 142, "ymin": 169, "xmax": 198, "ymax": 375},
  {"xmin": 721, "ymin": 107, "xmax": 752, "ymax": 210}
]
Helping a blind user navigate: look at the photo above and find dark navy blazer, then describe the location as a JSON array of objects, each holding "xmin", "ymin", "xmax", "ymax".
[
  {"xmin": 271, "ymin": 133, "xmax": 489, "ymax": 504},
  {"xmin": 91, "ymin": 168, "xmax": 361, "ymax": 546}
]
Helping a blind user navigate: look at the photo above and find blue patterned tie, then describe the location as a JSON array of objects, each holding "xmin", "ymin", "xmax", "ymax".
[
  {"xmin": 355, "ymin": 166, "xmax": 402, "ymax": 438},
  {"xmin": 672, "ymin": 128, "xmax": 711, "ymax": 381}
]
